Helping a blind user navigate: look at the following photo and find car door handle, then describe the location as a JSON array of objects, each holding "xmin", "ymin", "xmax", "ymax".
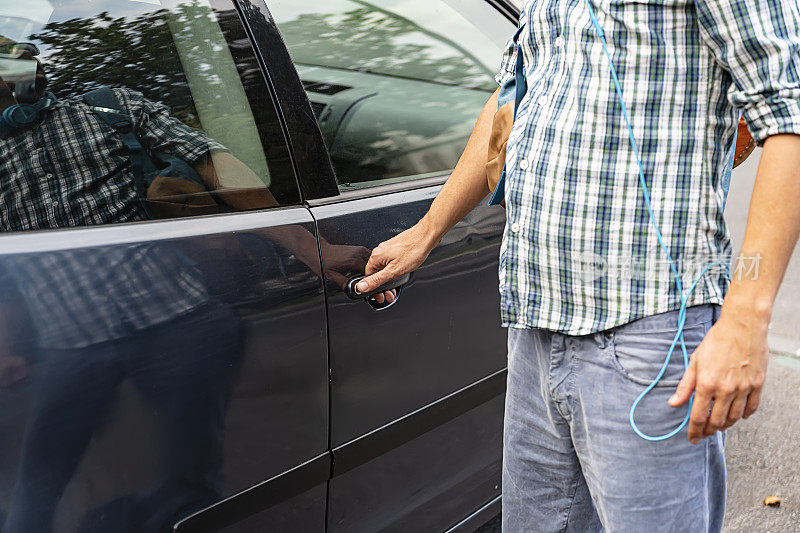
[{"xmin": 345, "ymin": 273, "xmax": 411, "ymax": 300}]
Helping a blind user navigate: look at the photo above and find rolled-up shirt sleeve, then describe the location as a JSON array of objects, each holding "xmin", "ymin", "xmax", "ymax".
[
  {"xmin": 695, "ymin": 0, "xmax": 800, "ymax": 144},
  {"xmin": 495, "ymin": 10, "xmax": 528, "ymax": 87},
  {"xmin": 112, "ymin": 88, "xmax": 227, "ymax": 164}
]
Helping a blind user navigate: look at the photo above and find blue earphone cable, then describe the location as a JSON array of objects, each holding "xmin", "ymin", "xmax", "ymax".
[{"xmin": 582, "ymin": 0, "xmax": 731, "ymax": 440}]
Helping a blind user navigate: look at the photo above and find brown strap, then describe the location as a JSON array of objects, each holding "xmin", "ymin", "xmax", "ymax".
[{"xmin": 733, "ymin": 118, "xmax": 755, "ymax": 168}]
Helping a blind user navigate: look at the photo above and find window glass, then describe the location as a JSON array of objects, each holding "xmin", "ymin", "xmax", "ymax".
[
  {"xmin": 0, "ymin": 0, "xmax": 297, "ymax": 232},
  {"xmin": 270, "ymin": 0, "xmax": 508, "ymax": 190}
]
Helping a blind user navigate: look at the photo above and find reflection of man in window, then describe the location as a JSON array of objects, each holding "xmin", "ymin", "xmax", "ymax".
[{"xmin": 0, "ymin": 35, "xmax": 277, "ymax": 231}]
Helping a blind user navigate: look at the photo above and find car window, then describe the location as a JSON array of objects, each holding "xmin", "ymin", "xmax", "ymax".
[
  {"xmin": 0, "ymin": 0, "xmax": 298, "ymax": 233},
  {"xmin": 270, "ymin": 0, "xmax": 509, "ymax": 191}
]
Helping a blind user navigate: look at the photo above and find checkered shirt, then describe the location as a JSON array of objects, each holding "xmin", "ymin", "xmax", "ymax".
[
  {"xmin": 497, "ymin": 0, "xmax": 800, "ymax": 334},
  {"xmin": 0, "ymin": 88, "xmax": 216, "ymax": 347}
]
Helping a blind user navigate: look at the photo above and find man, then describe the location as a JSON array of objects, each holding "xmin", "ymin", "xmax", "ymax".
[{"xmin": 356, "ymin": 0, "xmax": 800, "ymax": 530}]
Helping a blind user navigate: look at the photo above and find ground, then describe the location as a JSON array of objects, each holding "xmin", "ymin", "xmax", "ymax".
[{"xmin": 724, "ymin": 354, "xmax": 800, "ymax": 532}]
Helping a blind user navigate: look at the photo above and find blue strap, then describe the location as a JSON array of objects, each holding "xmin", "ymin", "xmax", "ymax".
[
  {"xmin": 513, "ymin": 38, "xmax": 527, "ymax": 117},
  {"xmin": 489, "ymin": 27, "xmax": 528, "ymax": 206},
  {"xmin": 721, "ymin": 126, "xmax": 737, "ymax": 212},
  {"xmin": 83, "ymin": 87, "xmax": 152, "ymax": 217},
  {"xmin": 582, "ymin": 0, "xmax": 731, "ymax": 441}
]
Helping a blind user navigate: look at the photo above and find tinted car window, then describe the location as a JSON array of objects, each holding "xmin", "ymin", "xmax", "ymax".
[
  {"xmin": 0, "ymin": 0, "xmax": 297, "ymax": 232},
  {"xmin": 271, "ymin": 0, "xmax": 506, "ymax": 190}
]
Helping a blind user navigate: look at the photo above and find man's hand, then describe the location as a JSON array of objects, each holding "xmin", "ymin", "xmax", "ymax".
[
  {"xmin": 356, "ymin": 221, "xmax": 440, "ymax": 297},
  {"xmin": 320, "ymin": 242, "xmax": 396, "ymax": 304},
  {"xmin": 356, "ymin": 90, "xmax": 500, "ymax": 297},
  {"xmin": 669, "ymin": 302, "xmax": 769, "ymax": 444},
  {"xmin": 668, "ymin": 134, "xmax": 800, "ymax": 443}
]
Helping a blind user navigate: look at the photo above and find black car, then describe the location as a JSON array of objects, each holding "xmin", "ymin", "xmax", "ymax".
[{"xmin": 0, "ymin": 1, "xmax": 517, "ymax": 531}]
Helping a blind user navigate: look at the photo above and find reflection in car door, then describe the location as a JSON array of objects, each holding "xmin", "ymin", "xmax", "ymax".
[
  {"xmin": 0, "ymin": 1, "xmax": 330, "ymax": 531},
  {"xmin": 259, "ymin": 0, "xmax": 516, "ymax": 529}
]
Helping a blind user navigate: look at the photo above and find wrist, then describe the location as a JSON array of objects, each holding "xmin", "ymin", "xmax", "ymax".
[
  {"xmin": 417, "ymin": 215, "xmax": 446, "ymax": 251},
  {"xmin": 721, "ymin": 286, "xmax": 773, "ymax": 328}
]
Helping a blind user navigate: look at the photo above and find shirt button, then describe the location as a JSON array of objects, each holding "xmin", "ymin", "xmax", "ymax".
[
  {"xmin": 554, "ymin": 36, "xmax": 565, "ymax": 48},
  {"xmin": 52, "ymin": 201, "xmax": 59, "ymax": 207},
  {"xmin": 519, "ymin": 159, "xmax": 529, "ymax": 171},
  {"xmin": 538, "ymin": 95, "xmax": 548, "ymax": 107},
  {"xmin": 45, "ymin": 173, "xmax": 53, "ymax": 179},
  {"xmin": 510, "ymin": 222, "xmax": 521, "ymax": 234}
]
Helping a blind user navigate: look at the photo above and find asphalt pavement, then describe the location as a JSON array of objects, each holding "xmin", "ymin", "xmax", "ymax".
[{"xmin": 724, "ymin": 355, "xmax": 800, "ymax": 532}]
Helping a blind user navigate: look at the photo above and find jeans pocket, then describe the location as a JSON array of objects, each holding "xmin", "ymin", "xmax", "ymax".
[{"xmin": 611, "ymin": 317, "xmax": 712, "ymax": 387}]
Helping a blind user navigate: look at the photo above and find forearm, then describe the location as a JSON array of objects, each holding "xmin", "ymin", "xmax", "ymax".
[
  {"xmin": 194, "ymin": 152, "xmax": 279, "ymax": 211},
  {"xmin": 418, "ymin": 88, "xmax": 499, "ymax": 249},
  {"xmin": 672, "ymin": 135, "xmax": 800, "ymax": 439},
  {"xmin": 723, "ymin": 134, "xmax": 800, "ymax": 322},
  {"xmin": 262, "ymin": 224, "xmax": 321, "ymax": 269}
]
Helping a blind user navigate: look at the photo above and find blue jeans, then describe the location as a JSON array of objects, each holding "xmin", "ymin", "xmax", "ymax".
[{"xmin": 503, "ymin": 304, "xmax": 726, "ymax": 532}]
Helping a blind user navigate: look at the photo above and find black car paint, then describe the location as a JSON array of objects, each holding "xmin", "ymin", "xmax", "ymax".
[
  {"xmin": 192, "ymin": 0, "xmax": 518, "ymax": 527},
  {"xmin": 0, "ymin": 0, "xmax": 520, "ymax": 530},
  {"xmin": 0, "ymin": 210, "xmax": 330, "ymax": 531}
]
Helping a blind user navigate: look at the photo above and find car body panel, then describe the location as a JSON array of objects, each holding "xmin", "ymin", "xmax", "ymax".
[
  {"xmin": 0, "ymin": 209, "xmax": 329, "ymax": 531},
  {"xmin": 311, "ymin": 188, "xmax": 507, "ymax": 446},
  {"xmin": 0, "ymin": 0, "xmax": 523, "ymax": 529},
  {"xmin": 265, "ymin": 0, "xmax": 515, "ymax": 527},
  {"xmin": 310, "ymin": 185, "xmax": 507, "ymax": 529}
]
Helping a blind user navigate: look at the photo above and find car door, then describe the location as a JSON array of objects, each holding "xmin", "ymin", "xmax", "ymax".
[
  {"xmin": 0, "ymin": 2, "xmax": 329, "ymax": 532},
  {"xmin": 264, "ymin": 0, "xmax": 517, "ymax": 530}
]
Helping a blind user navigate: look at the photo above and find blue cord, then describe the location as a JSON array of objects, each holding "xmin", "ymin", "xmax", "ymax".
[{"xmin": 583, "ymin": 0, "xmax": 731, "ymax": 440}]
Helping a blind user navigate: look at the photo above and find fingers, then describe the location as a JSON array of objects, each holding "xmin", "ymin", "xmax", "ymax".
[
  {"xmin": 687, "ymin": 384, "xmax": 712, "ymax": 444},
  {"xmin": 743, "ymin": 386, "xmax": 763, "ymax": 419},
  {"xmin": 703, "ymin": 388, "xmax": 736, "ymax": 437},
  {"xmin": 722, "ymin": 391, "xmax": 748, "ymax": 431},
  {"xmin": 669, "ymin": 361, "xmax": 696, "ymax": 408},
  {"xmin": 359, "ymin": 245, "xmax": 402, "ymax": 294},
  {"xmin": 369, "ymin": 290, "xmax": 396, "ymax": 305},
  {"xmin": 363, "ymin": 247, "xmax": 387, "ymax": 277}
]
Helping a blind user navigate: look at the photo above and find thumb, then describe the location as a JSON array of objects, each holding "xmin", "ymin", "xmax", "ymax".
[
  {"xmin": 669, "ymin": 359, "xmax": 696, "ymax": 407},
  {"xmin": 356, "ymin": 266, "xmax": 396, "ymax": 295}
]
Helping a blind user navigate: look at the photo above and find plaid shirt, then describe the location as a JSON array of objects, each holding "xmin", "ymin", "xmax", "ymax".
[
  {"xmin": 0, "ymin": 88, "xmax": 216, "ymax": 347},
  {"xmin": 497, "ymin": 0, "xmax": 800, "ymax": 334}
]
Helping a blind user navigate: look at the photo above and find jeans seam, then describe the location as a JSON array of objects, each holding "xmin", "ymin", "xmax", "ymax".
[
  {"xmin": 566, "ymin": 338, "xmax": 580, "ymax": 414},
  {"xmin": 560, "ymin": 468, "xmax": 583, "ymax": 533},
  {"xmin": 549, "ymin": 333, "xmax": 572, "ymax": 421},
  {"xmin": 608, "ymin": 337, "xmax": 684, "ymax": 388}
]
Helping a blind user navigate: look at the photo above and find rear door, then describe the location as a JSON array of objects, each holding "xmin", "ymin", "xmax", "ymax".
[
  {"xmin": 266, "ymin": 0, "xmax": 516, "ymax": 530},
  {"xmin": 0, "ymin": 2, "xmax": 328, "ymax": 531}
]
